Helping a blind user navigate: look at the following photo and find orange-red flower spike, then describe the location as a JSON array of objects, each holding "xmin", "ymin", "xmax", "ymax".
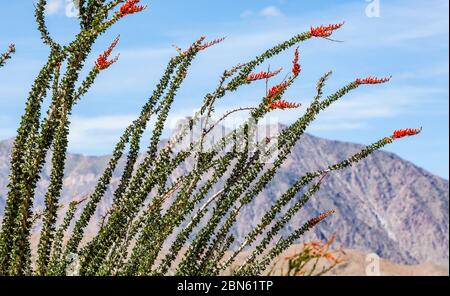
[
  {"xmin": 310, "ymin": 22, "xmax": 344, "ymax": 37},
  {"xmin": 119, "ymin": 0, "xmax": 146, "ymax": 17},
  {"xmin": 269, "ymin": 99, "xmax": 300, "ymax": 110},
  {"xmin": 392, "ymin": 128, "xmax": 422, "ymax": 140},
  {"xmin": 355, "ymin": 76, "xmax": 391, "ymax": 85},
  {"xmin": 95, "ymin": 36, "xmax": 120, "ymax": 71},
  {"xmin": 199, "ymin": 37, "xmax": 226, "ymax": 51},
  {"xmin": 307, "ymin": 209, "xmax": 336, "ymax": 227},
  {"xmin": 267, "ymin": 81, "xmax": 289, "ymax": 99},
  {"xmin": 247, "ymin": 68, "xmax": 282, "ymax": 81}
]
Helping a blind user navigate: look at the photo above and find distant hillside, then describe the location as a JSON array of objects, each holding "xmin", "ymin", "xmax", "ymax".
[
  {"xmin": 0, "ymin": 128, "xmax": 448, "ymax": 266},
  {"xmin": 235, "ymin": 246, "xmax": 449, "ymax": 276}
]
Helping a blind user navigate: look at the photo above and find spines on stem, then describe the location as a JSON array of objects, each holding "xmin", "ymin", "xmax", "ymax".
[{"xmin": 0, "ymin": 44, "xmax": 15, "ymax": 68}]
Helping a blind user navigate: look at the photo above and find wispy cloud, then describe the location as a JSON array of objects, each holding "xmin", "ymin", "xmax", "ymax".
[
  {"xmin": 68, "ymin": 115, "xmax": 137, "ymax": 153},
  {"xmin": 240, "ymin": 5, "xmax": 285, "ymax": 19},
  {"xmin": 396, "ymin": 63, "xmax": 449, "ymax": 81},
  {"xmin": 259, "ymin": 6, "xmax": 285, "ymax": 18},
  {"xmin": 286, "ymin": 85, "xmax": 447, "ymax": 132}
]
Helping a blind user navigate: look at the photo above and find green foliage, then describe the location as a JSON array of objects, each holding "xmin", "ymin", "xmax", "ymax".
[{"xmin": 0, "ymin": 1, "xmax": 417, "ymax": 276}]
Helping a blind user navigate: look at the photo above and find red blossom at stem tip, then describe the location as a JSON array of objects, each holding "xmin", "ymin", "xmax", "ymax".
[
  {"xmin": 119, "ymin": 0, "xmax": 146, "ymax": 17},
  {"xmin": 267, "ymin": 81, "xmax": 289, "ymax": 99},
  {"xmin": 198, "ymin": 37, "xmax": 226, "ymax": 51},
  {"xmin": 292, "ymin": 47, "xmax": 301, "ymax": 77},
  {"xmin": 307, "ymin": 209, "xmax": 336, "ymax": 227},
  {"xmin": 268, "ymin": 99, "xmax": 300, "ymax": 110},
  {"xmin": 310, "ymin": 22, "xmax": 344, "ymax": 37},
  {"xmin": 392, "ymin": 128, "xmax": 422, "ymax": 140},
  {"xmin": 246, "ymin": 68, "xmax": 282, "ymax": 81},
  {"xmin": 355, "ymin": 76, "xmax": 391, "ymax": 85},
  {"xmin": 95, "ymin": 36, "xmax": 120, "ymax": 71}
]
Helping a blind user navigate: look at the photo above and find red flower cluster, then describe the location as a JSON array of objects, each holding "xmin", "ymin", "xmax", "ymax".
[
  {"xmin": 355, "ymin": 76, "xmax": 391, "ymax": 85},
  {"xmin": 310, "ymin": 22, "xmax": 344, "ymax": 37},
  {"xmin": 119, "ymin": 0, "xmax": 146, "ymax": 17},
  {"xmin": 95, "ymin": 36, "xmax": 120, "ymax": 71},
  {"xmin": 246, "ymin": 68, "xmax": 282, "ymax": 81},
  {"xmin": 267, "ymin": 81, "xmax": 289, "ymax": 99},
  {"xmin": 392, "ymin": 128, "xmax": 422, "ymax": 139},
  {"xmin": 292, "ymin": 47, "xmax": 301, "ymax": 77},
  {"xmin": 268, "ymin": 99, "xmax": 300, "ymax": 110},
  {"xmin": 198, "ymin": 37, "xmax": 226, "ymax": 51},
  {"xmin": 307, "ymin": 209, "xmax": 335, "ymax": 227}
]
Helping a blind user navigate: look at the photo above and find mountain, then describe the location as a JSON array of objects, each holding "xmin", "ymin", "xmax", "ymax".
[{"xmin": 0, "ymin": 128, "xmax": 448, "ymax": 267}]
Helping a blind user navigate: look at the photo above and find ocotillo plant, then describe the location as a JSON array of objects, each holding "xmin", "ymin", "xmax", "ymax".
[{"xmin": 0, "ymin": 0, "xmax": 421, "ymax": 276}]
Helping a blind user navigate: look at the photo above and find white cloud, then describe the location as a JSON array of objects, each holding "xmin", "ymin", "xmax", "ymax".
[
  {"xmin": 259, "ymin": 6, "xmax": 285, "ymax": 18},
  {"xmin": 70, "ymin": 115, "xmax": 135, "ymax": 132},
  {"xmin": 67, "ymin": 114, "xmax": 185, "ymax": 154},
  {"xmin": 297, "ymin": 85, "xmax": 447, "ymax": 132},
  {"xmin": 240, "ymin": 6, "xmax": 285, "ymax": 19},
  {"xmin": 68, "ymin": 115, "xmax": 137, "ymax": 152},
  {"xmin": 395, "ymin": 63, "xmax": 449, "ymax": 81},
  {"xmin": 45, "ymin": 0, "xmax": 63, "ymax": 15}
]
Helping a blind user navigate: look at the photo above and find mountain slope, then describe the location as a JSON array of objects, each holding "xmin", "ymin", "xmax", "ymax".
[{"xmin": 0, "ymin": 131, "xmax": 448, "ymax": 266}]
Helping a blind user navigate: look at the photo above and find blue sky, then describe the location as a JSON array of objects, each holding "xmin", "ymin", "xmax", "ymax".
[{"xmin": 0, "ymin": 0, "xmax": 448, "ymax": 178}]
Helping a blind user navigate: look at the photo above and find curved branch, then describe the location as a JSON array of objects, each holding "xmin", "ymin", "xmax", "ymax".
[
  {"xmin": 35, "ymin": 0, "xmax": 59, "ymax": 47},
  {"xmin": 204, "ymin": 107, "xmax": 257, "ymax": 135}
]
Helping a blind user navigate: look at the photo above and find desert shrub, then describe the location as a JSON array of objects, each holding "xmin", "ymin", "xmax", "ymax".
[
  {"xmin": 267, "ymin": 235, "xmax": 345, "ymax": 276},
  {"xmin": 0, "ymin": 0, "xmax": 420, "ymax": 276}
]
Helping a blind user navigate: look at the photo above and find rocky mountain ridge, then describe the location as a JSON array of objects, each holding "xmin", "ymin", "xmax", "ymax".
[{"xmin": 0, "ymin": 131, "xmax": 448, "ymax": 266}]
